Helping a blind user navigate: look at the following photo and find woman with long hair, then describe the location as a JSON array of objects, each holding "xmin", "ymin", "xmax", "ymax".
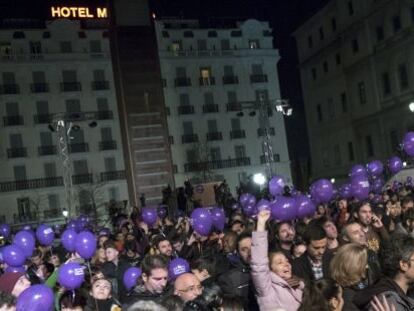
[{"xmin": 298, "ymin": 278, "xmax": 343, "ymax": 311}]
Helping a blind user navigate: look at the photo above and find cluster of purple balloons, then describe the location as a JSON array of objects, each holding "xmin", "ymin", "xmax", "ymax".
[
  {"xmin": 141, "ymin": 205, "xmax": 168, "ymax": 227},
  {"xmin": 61, "ymin": 229, "xmax": 97, "ymax": 259}
]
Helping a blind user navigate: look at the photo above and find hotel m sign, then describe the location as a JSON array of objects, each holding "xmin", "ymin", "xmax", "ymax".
[{"xmin": 51, "ymin": 6, "xmax": 108, "ymax": 19}]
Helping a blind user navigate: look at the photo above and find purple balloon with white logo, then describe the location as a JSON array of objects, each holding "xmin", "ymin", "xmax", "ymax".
[
  {"xmin": 17, "ymin": 284, "xmax": 54, "ymax": 311},
  {"xmin": 58, "ymin": 262, "xmax": 85, "ymax": 290},
  {"xmin": 168, "ymin": 258, "xmax": 190, "ymax": 281},
  {"xmin": 36, "ymin": 224, "xmax": 55, "ymax": 246}
]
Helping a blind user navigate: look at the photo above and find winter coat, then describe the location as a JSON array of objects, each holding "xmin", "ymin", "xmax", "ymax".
[
  {"xmin": 101, "ymin": 259, "xmax": 131, "ymax": 301},
  {"xmin": 251, "ymin": 231, "xmax": 303, "ymax": 311},
  {"xmin": 292, "ymin": 250, "xmax": 333, "ymax": 283},
  {"xmin": 122, "ymin": 284, "xmax": 168, "ymax": 309}
]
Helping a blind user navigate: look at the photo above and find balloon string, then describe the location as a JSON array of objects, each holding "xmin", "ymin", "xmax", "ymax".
[{"xmin": 87, "ymin": 261, "xmax": 100, "ymax": 311}]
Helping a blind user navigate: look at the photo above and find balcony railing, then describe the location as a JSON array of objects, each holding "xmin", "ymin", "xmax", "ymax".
[
  {"xmin": 99, "ymin": 140, "xmax": 117, "ymax": 151},
  {"xmin": 43, "ymin": 209, "xmax": 60, "ymax": 218},
  {"xmin": 96, "ymin": 110, "xmax": 113, "ymax": 120},
  {"xmin": 34, "ymin": 114, "xmax": 53, "ymax": 124},
  {"xmin": 60, "ymin": 82, "xmax": 81, "ymax": 92},
  {"xmin": 0, "ymin": 177, "xmax": 63, "ymax": 192},
  {"xmin": 222, "ymin": 75, "xmax": 239, "ymax": 84},
  {"xmin": 177, "ymin": 105, "xmax": 195, "ymax": 115},
  {"xmin": 30, "ymin": 83, "xmax": 49, "ymax": 93},
  {"xmin": 260, "ymin": 154, "xmax": 281, "ymax": 164},
  {"xmin": 174, "ymin": 77, "xmax": 191, "ymax": 87},
  {"xmin": 7, "ymin": 147, "xmax": 27, "ymax": 158},
  {"xmin": 199, "ymin": 77, "xmax": 215, "ymax": 86},
  {"xmin": 91, "ymin": 81, "xmax": 110, "ymax": 90},
  {"xmin": 184, "ymin": 157, "xmax": 251, "ymax": 172},
  {"xmin": 257, "ymin": 127, "xmax": 275, "ymax": 137},
  {"xmin": 72, "ymin": 174, "xmax": 93, "ymax": 185},
  {"xmin": 230, "ymin": 129, "xmax": 246, "ymax": 139},
  {"xmin": 250, "ymin": 74, "xmax": 268, "ymax": 83},
  {"xmin": 3, "ymin": 115, "xmax": 24, "ymax": 126},
  {"xmin": 0, "ymin": 84, "xmax": 19, "ymax": 94},
  {"xmin": 226, "ymin": 102, "xmax": 242, "ymax": 112},
  {"xmin": 38, "ymin": 145, "xmax": 57, "ymax": 156},
  {"xmin": 202, "ymin": 104, "xmax": 219, "ymax": 113},
  {"xmin": 100, "ymin": 170, "xmax": 126, "ymax": 182},
  {"xmin": 206, "ymin": 132, "xmax": 223, "ymax": 141},
  {"xmin": 68, "ymin": 143, "xmax": 89, "ymax": 153},
  {"xmin": 182, "ymin": 134, "xmax": 199, "ymax": 144}
]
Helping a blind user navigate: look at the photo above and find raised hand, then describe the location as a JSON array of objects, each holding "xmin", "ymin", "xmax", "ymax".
[{"xmin": 257, "ymin": 209, "xmax": 271, "ymax": 232}]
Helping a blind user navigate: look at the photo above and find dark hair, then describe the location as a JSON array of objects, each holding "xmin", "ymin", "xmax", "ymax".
[
  {"xmin": 403, "ymin": 208, "xmax": 414, "ymax": 225},
  {"xmin": 402, "ymin": 196, "xmax": 414, "ymax": 206},
  {"xmin": 220, "ymin": 295, "xmax": 244, "ymax": 310},
  {"xmin": 302, "ymin": 224, "xmax": 326, "ymax": 245},
  {"xmin": 183, "ymin": 297, "xmax": 211, "ymax": 311},
  {"xmin": 191, "ymin": 256, "xmax": 217, "ymax": 278},
  {"xmin": 59, "ymin": 289, "xmax": 87, "ymax": 309},
  {"xmin": 141, "ymin": 254, "xmax": 169, "ymax": 277},
  {"xmin": 274, "ymin": 221, "xmax": 293, "ymax": 239},
  {"xmin": 352, "ymin": 200, "xmax": 371, "ymax": 215},
  {"xmin": 161, "ymin": 294, "xmax": 185, "ymax": 310},
  {"xmin": 236, "ymin": 232, "xmax": 252, "ymax": 250},
  {"xmin": 0, "ymin": 291, "xmax": 16, "ymax": 308},
  {"xmin": 125, "ymin": 239, "xmax": 138, "ymax": 253},
  {"xmin": 379, "ymin": 234, "xmax": 414, "ymax": 278},
  {"xmin": 31, "ymin": 248, "xmax": 42, "ymax": 259},
  {"xmin": 103, "ymin": 240, "xmax": 117, "ymax": 250},
  {"xmin": 298, "ymin": 278, "xmax": 341, "ymax": 311},
  {"xmin": 152, "ymin": 235, "xmax": 169, "ymax": 249}
]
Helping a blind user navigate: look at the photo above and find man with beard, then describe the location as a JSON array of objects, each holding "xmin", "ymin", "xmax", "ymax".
[
  {"xmin": 272, "ymin": 222, "xmax": 296, "ymax": 261},
  {"xmin": 316, "ymin": 217, "xmax": 339, "ymax": 253},
  {"xmin": 153, "ymin": 235, "xmax": 175, "ymax": 259}
]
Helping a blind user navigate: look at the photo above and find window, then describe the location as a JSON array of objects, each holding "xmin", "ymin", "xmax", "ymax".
[
  {"xmin": 220, "ymin": 39, "xmax": 230, "ymax": 50},
  {"xmin": 60, "ymin": 41, "xmax": 72, "ymax": 53},
  {"xmin": 44, "ymin": 162, "xmax": 57, "ymax": 178},
  {"xmin": 78, "ymin": 31, "xmax": 86, "ymax": 38},
  {"xmin": 73, "ymin": 160, "xmax": 88, "ymax": 175},
  {"xmin": 352, "ymin": 39, "xmax": 359, "ymax": 53},
  {"xmin": 335, "ymin": 53, "xmax": 341, "ymax": 65},
  {"xmin": 210, "ymin": 147, "xmax": 221, "ymax": 161},
  {"xmin": 348, "ymin": 1, "xmax": 354, "ymax": 15},
  {"xmin": 390, "ymin": 130, "xmax": 399, "ymax": 151},
  {"xmin": 0, "ymin": 42, "xmax": 11, "ymax": 58},
  {"xmin": 204, "ymin": 93, "xmax": 214, "ymax": 105},
  {"xmin": 249, "ymin": 40, "xmax": 260, "ymax": 49},
  {"xmin": 183, "ymin": 31, "xmax": 194, "ymax": 38},
  {"xmin": 382, "ymin": 72, "xmax": 391, "ymax": 96},
  {"xmin": 17, "ymin": 197, "xmax": 31, "ymax": 221},
  {"xmin": 322, "ymin": 149, "xmax": 329, "ymax": 167},
  {"xmin": 331, "ymin": 18, "xmax": 337, "ymax": 31},
  {"xmin": 13, "ymin": 165, "xmax": 26, "ymax": 181},
  {"xmin": 207, "ymin": 31, "xmax": 217, "ymax": 37},
  {"xmin": 33, "ymin": 71, "xmax": 46, "ymax": 83},
  {"xmin": 197, "ymin": 39, "xmax": 207, "ymax": 50},
  {"xmin": 97, "ymin": 98, "xmax": 109, "ymax": 111},
  {"xmin": 398, "ymin": 63, "xmax": 409, "ymax": 90},
  {"xmin": 13, "ymin": 31, "xmax": 25, "ymax": 39},
  {"xmin": 36, "ymin": 100, "xmax": 49, "ymax": 115},
  {"xmin": 62, "ymin": 70, "xmax": 77, "ymax": 83},
  {"xmin": 317, "ymin": 104, "xmax": 323, "ymax": 122},
  {"xmin": 207, "ymin": 119, "xmax": 218, "ymax": 133},
  {"xmin": 365, "ymin": 135, "xmax": 374, "ymax": 157},
  {"xmin": 101, "ymin": 127, "xmax": 113, "ymax": 141},
  {"xmin": 358, "ymin": 82, "xmax": 366, "ymax": 105},
  {"xmin": 162, "ymin": 31, "xmax": 169, "ymax": 38},
  {"xmin": 231, "ymin": 118, "xmax": 241, "ymax": 130},
  {"xmin": 104, "ymin": 157, "xmax": 116, "ymax": 172},
  {"xmin": 393, "ymin": 15, "xmax": 401, "ymax": 33},
  {"xmin": 323, "ymin": 61, "xmax": 328, "ymax": 73},
  {"xmin": 90, "ymin": 40, "xmax": 102, "ymax": 53},
  {"xmin": 65, "ymin": 99, "xmax": 81, "ymax": 113},
  {"xmin": 341, "ymin": 92, "xmax": 348, "ymax": 113},
  {"xmin": 376, "ymin": 26, "xmax": 384, "ymax": 42},
  {"xmin": 224, "ymin": 65, "xmax": 234, "ymax": 76},
  {"xmin": 311, "ymin": 68, "xmax": 317, "ymax": 80},
  {"xmin": 308, "ymin": 36, "xmax": 313, "ymax": 48},
  {"xmin": 319, "ymin": 27, "xmax": 324, "ymax": 40},
  {"xmin": 411, "ymin": 6, "xmax": 414, "ymax": 23},
  {"xmin": 40, "ymin": 132, "xmax": 53, "ymax": 147},
  {"xmin": 171, "ymin": 41, "xmax": 182, "ymax": 53},
  {"xmin": 348, "ymin": 141, "xmax": 355, "ymax": 161},
  {"xmin": 3, "ymin": 72, "xmax": 16, "ymax": 84},
  {"xmin": 179, "ymin": 94, "xmax": 190, "ymax": 106},
  {"xmin": 71, "ymin": 129, "xmax": 85, "ymax": 145},
  {"xmin": 230, "ymin": 30, "xmax": 242, "ymax": 37},
  {"xmin": 334, "ymin": 144, "xmax": 341, "ymax": 165},
  {"xmin": 227, "ymin": 91, "xmax": 237, "ymax": 103},
  {"xmin": 327, "ymin": 98, "xmax": 335, "ymax": 118},
  {"xmin": 175, "ymin": 67, "xmax": 187, "ymax": 78},
  {"xmin": 108, "ymin": 187, "xmax": 119, "ymax": 201},
  {"xmin": 252, "ymin": 64, "xmax": 264, "ymax": 75},
  {"xmin": 93, "ymin": 69, "xmax": 105, "ymax": 81},
  {"xmin": 6, "ymin": 102, "xmax": 19, "ymax": 116},
  {"xmin": 234, "ymin": 145, "xmax": 246, "ymax": 158},
  {"xmin": 29, "ymin": 41, "xmax": 42, "ymax": 55},
  {"xmin": 183, "ymin": 121, "xmax": 194, "ymax": 135},
  {"xmin": 43, "ymin": 31, "xmax": 51, "ymax": 39},
  {"xmin": 48, "ymin": 194, "xmax": 60, "ymax": 210}
]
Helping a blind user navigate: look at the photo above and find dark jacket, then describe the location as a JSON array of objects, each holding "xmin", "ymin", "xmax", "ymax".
[
  {"xmin": 342, "ymin": 286, "xmax": 363, "ymax": 311},
  {"xmin": 101, "ymin": 259, "xmax": 131, "ymax": 301},
  {"xmin": 84, "ymin": 296, "xmax": 121, "ymax": 311},
  {"xmin": 122, "ymin": 284, "xmax": 167, "ymax": 308},
  {"xmin": 292, "ymin": 251, "xmax": 333, "ymax": 282}
]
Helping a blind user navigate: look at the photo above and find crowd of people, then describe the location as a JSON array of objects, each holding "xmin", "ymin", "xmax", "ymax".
[{"xmin": 1, "ymin": 179, "xmax": 414, "ymax": 311}]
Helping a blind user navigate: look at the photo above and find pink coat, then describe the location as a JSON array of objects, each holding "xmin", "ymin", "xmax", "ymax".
[{"xmin": 251, "ymin": 231, "xmax": 303, "ymax": 311}]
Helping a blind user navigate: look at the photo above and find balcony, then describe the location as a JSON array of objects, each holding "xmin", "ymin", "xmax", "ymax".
[
  {"xmin": 72, "ymin": 174, "xmax": 93, "ymax": 185},
  {"xmin": 30, "ymin": 83, "xmax": 49, "ymax": 93},
  {"xmin": 222, "ymin": 75, "xmax": 239, "ymax": 84},
  {"xmin": 199, "ymin": 77, "xmax": 215, "ymax": 86},
  {"xmin": 184, "ymin": 157, "xmax": 251, "ymax": 172},
  {"xmin": 100, "ymin": 170, "xmax": 126, "ymax": 182},
  {"xmin": 177, "ymin": 105, "xmax": 195, "ymax": 115},
  {"xmin": 174, "ymin": 77, "xmax": 191, "ymax": 87},
  {"xmin": 202, "ymin": 104, "xmax": 219, "ymax": 113},
  {"xmin": 60, "ymin": 82, "xmax": 81, "ymax": 92},
  {"xmin": 250, "ymin": 74, "xmax": 268, "ymax": 83},
  {"xmin": 43, "ymin": 209, "xmax": 60, "ymax": 218},
  {"xmin": 0, "ymin": 84, "xmax": 19, "ymax": 94},
  {"xmin": 257, "ymin": 127, "xmax": 275, "ymax": 137},
  {"xmin": 99, "ymin": 140, "xmax": 117, "ymax": 151},
  {"xmin": 91, "ymin": 81, "xmax": 110, "ymax": 90},
  {"xmin": 226, "ymin": 102, "xmax": 241, "ymax": 112},
  {"xmin": 34, "ymin": 114, "xmax": 53, "ymax": 124},
  {"xmin": 182, "ymin": 134, "xmax": 199, "ymax": 144},
  {"xmin": 206, "ymin": 132, "xmax": 223, "ymax": 141},
  {"xmin": 260, "ymin": 154, "xmax": 281, "ymax": 164},
  {"xmin": 7, "ymin": 147, "xmax": 27, "ymax": 158},
  {"xmin": 68, "ymin": 143, "xmax": 89, "ymax": 153},
  {"xmin": 0, "ymin": 177, "xmax": 63, "ymax": 192},
  {"xmin": 96, "ymin": 110, "xmax": 113, "ymax": 120},
  {"xmin": 3, "ymin": 115, "xmax": 24, "ymax": 126},
  {"xmin": 230, "ymin": 129, "xmax": 246, "ymax": 139},
  {"xmin": 38, "ymin": 145, "xmax": 57, "ymax": 156}
]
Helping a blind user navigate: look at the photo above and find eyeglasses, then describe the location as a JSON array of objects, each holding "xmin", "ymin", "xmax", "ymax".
[{"xmin": 178, "ymin": 285, "xmax": 203, "ymax": 293}]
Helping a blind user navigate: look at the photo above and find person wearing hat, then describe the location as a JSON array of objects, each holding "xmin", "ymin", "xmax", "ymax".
[{"xmin": 0, "ymin": 272, "xmax": 31, "ymax": 297}]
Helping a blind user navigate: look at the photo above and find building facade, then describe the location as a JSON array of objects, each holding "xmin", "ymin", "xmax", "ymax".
[
  {"xmin": 294, "ymin": 0, "xmax": 414, "ymax": 180},
  {"xmin": 0, "ymin": 18, "xmax": 128, "ymax": 224},
  {"xmin": 155, "ymin": 19, "xmax": 292, "ymax": 193}
]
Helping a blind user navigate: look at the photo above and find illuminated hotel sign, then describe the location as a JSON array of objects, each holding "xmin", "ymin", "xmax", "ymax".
[{"xmin": 51, "ymin": 6, "xmax": 108, "ymax": 19}]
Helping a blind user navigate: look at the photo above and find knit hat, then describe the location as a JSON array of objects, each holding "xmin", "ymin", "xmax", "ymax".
[{"xmin": 0, "ymin": 272, "xmax": 25, "ymax": 294}]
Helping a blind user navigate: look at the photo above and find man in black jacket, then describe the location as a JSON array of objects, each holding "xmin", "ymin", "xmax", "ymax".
[{"xmin": 292, "ymin": 223, "xmax": 333, "ymax": 282}]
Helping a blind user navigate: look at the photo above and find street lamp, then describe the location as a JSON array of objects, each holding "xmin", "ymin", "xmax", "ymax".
[
  {"xmin": 409, "ymin": 102, "xmax": 414, "ymax": 112},
  {"xmin": 253, "ymin": 173, "xmax": 267, "ymax": 186},
  {"xmin": 330, "ymin": 178, "xmax": 336, "ymax": 184}
]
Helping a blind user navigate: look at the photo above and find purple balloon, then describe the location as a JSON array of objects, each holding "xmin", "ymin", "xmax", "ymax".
[
  {"xmin": 272, "ymin": 196, "xmax": 297, "ymax": 221},
  {"xmin": 295, "ymin": 195, "xmax": 316, "ymax": 218},
  {"xmin": 210, "ymin": 207, "xmax": 225, "ymax": 231},
  {"xmin": 36, "ymin": 224, "xmax": 55, "ymax": 246},
  {"xmin": 407, "ymin": 176, "xmax": 413, "ymax": 183},
  {"xmin": 123, "ymin": 267, "xmax": 142, "ymax": 290},
  {"xmin": 230, "ymin": 202, "xmax": 240, "ymax": 210},
  {"xmin": 3, "ymin": 245, "xmax": 25, "ymax": 267},
  {"xmin": 168, "ymin": 258, "xmax": 190, "ymax": 281},
  {"xmin": 388, "ymin": 156, "xmax": 403, "ymax": 175},
  {"xmin": 157, "ymin": 205, "xmax": 167, "ymax": 219},
  {"xmin": 61, "ymin": 229, "xmax": 78, "ymax": 252},
  {"xmin": 269, "ymin": 175, "xmax": 285, "ymax": 197},
  {"xmin": 256, "ymin": 199, "xmax": 271, "ymax": 212},
  {"xmin": 75, "ymin": 231, "xmax": 97, "ymax": 260},
  {"xmin": 17, "ymin": 285, "xmax": 54, "ymax": 311},
  {"xmin": 191, "ymin": 208, "xmax": 213, "ymax": 236},
  {"xmin": 67, "ymin": 220, "xmax": 82, "ymax": 233},
  {"xmin": 13, "ymin": 230, "xmax": 36, "ymax": 257},
  {"xmin": 5, "ymin": 265, "xmax": 26, "ymax": 273},
  {"xmin": 367, "ymin": 160, "xmax": 384, "ymax": 176},
  {"xmin": 349, "ymin": 164, "xmax": 368, "ymax": 179},
  {"xmin": 239, "ymin": 193, "xmax": 251, "ymax": 207},
  {"xmin": 58, "ymin": 262, "xmax": 85, "ymax": 290},
  {"xmin": 242, "ymin": 203, "xmax": 257, "ymax": 217},
  {"xmin": 311, "ymin": 179, "xmax": 334, "ymax": 203},
  {"xmin": 0, "ymin": 224, "xmax": 10, "ymax": 239},
  {"xmin": 371, "ymin": 177, "xmax": 385, "ymax": 194},
  {"xmin": 141, "ymin": 207, "xmax": 158, "ymax": 226},
  {"xmin": 351, "ymin": 177, "xmax": 370, "ymax": 200},
  {"xmin": 403, "ymin": 132, "xmax": 414, "ymax": 156}
]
